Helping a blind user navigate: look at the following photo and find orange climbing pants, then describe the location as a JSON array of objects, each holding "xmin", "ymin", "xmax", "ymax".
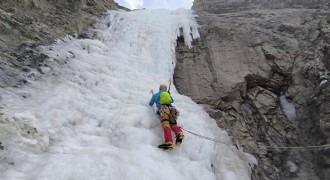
[{"xmin": 158, "ymin": 105, "xmax": 182, "ymax": 143}]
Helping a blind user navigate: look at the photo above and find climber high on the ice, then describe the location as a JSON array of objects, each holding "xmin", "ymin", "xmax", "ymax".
[{"xmin": 149, "ymin": 83, "xmax": 184, "ymax": 150}]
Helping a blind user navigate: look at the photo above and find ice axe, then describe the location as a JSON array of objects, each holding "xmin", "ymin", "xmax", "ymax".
[{"xmin": 149, "ymin": 90, "xmax": 157, "ymax": 115}]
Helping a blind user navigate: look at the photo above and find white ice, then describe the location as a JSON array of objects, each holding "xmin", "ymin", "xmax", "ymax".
[{"xmin": 0, "ymin": 9, "xmax": 255, "ymax": 180}]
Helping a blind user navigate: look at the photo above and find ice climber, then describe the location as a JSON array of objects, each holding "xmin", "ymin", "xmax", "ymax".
[{"xmin": 149, "ymin": 84, "xmax": 184, "ymax": 150}]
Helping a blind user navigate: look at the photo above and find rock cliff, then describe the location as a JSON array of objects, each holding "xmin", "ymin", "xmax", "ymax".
[
  {"xmin": 174, "ymin": 0, "xmax": 330, "ymax": 179},
  {"xmin": 193, "ymin": 0, "xmax": 329, "ymax": 14}
]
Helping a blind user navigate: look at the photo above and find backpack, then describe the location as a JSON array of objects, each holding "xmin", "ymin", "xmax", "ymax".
[
  {"xmin": 159, "ymin": 105, "xmax": 180, "ymax": 122},
  {"xmin": 160, "ymin": 91, "xmax": 172, "ymax": 105}
]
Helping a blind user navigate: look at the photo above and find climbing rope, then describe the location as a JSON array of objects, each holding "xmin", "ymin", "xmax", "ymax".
[
  {"xmin": 179, "ymin": 125, "xmax": 233, "ymax": 146},
  {"xmin": 263, "ymin": 144, "xmax": 330, "ymax": 152},
  {"xmin": 179, "ymin": 125, "xmax": 330, "ymax": 152}
]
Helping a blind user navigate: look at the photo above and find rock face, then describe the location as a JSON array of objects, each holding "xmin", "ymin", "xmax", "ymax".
[
  {"xmin": 174, "ymin": 0, "xmax": 330, "ymax": 179},
  {"xmin": 0, "ymin": 0, "xmax": 125, "ymax": 88},
  {"xmin": 193, "ymin": 0, "xmax": 329, "ymax": 14}
]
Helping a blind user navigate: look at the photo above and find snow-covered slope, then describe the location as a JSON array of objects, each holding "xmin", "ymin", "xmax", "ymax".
[{"xmin": 0, "ymin": 9, "xmax": 255, "ymax": 180}]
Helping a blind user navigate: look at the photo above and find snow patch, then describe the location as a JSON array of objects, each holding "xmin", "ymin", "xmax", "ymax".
[
  {"xmin": 320, "ymin": 80, "xmax": 328, "ymax": 86},
  {"xmin": 287, "ymin": 161, "xmax": 298, "ymax": 172},
  {"xmin": 279, "ymin": 95, "xmax": 297, "ymax": 122}
]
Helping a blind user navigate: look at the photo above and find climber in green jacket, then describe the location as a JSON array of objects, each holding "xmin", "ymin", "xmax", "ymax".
[{"xmin": 149, "ymin": 84, "xmax": 184, "ymax": 150}]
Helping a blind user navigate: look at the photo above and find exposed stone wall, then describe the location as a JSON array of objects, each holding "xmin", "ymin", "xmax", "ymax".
[
  {"xmin": 175, "ymin": 1, "xmax": 330, "ymax": 179},
  {"xmin": 193, "ymin": 0, "xmax": 329, "ymax": 14}
]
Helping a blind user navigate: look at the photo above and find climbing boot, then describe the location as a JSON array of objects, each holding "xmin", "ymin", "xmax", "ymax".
[
  {"xmin": 175, "ymin": 132, "xmax": 184, "ymax": 146},
  {"xmin": 158, "ymin": 142, "xmax": 174, "ymax": 150}
]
